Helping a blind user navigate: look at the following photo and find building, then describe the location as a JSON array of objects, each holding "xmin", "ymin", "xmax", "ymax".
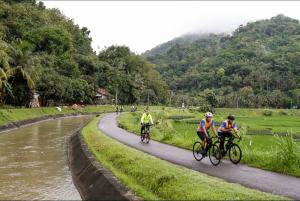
[{"xmin": 96, "ymin": 88, "xmax": 109, "ymax": 99}]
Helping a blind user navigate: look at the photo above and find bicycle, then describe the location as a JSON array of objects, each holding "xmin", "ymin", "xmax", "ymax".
[
  {"xmin": 193, "ymin": 136, "xmax": 221, "ymax": 166},
  {"xmin": 214, "ymin": 133, "xmax": 242, "ymax": 164},
  {"xmin": 141, "ymin": 123, "xmax": 152, "ymax": 143}
]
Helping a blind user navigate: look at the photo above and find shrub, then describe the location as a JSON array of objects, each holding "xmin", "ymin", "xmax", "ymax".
[
  {"xmin": 279, "ymin": 110, "xmax": 288, "ymax": 116},
  {"xmin": 275, "ymin": 133, "xmax": 300, "ymax": 173},
  {"xmin": 263, "ymin": 110, "xmax": 273, "ymax": 116}
]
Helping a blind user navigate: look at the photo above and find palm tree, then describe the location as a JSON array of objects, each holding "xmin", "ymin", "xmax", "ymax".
[
  {"xmin": 9, "ymin": 44, "xmax": 39, "ymax": 90},
  {"xmin": 0, "ymin": 40, "xmax": 14, "ymax": 103}
]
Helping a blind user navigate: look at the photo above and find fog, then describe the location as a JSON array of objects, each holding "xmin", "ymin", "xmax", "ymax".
[{"xmin": 42, "ymin": 1, "xmax": 300, "ymax": 54}]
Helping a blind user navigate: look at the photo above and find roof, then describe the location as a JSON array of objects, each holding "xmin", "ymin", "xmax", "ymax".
[{"xmin": 96, "ymin": 88, "xmax": 109, "ymax": 96}]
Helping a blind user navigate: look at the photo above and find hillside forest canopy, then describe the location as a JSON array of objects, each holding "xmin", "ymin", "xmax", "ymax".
[
  {"xmin": 0, "ymin": 0, "xmax": 168, "ymax": 107},
  {"xmin": 144, "ymin": 14, "xmax": 300, "ymax": 109},
  {"xmin": 0, "ymin": 0, "xmax": 299, "ymax": 109}
]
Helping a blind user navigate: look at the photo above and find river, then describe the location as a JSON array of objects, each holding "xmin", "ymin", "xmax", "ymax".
[{"xmin": 0, "ymin": 115, "xmax": 93, "ymax": 200}]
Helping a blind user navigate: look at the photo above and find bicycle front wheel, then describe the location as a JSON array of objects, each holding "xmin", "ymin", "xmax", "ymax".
[
  {"xmin": 209, "ymin": 144, "xmax": 221, "ymax": 166},
  {"xmin": 229, "ymin": 143, "xmax": 242, "ymax": 164},
  {"xmin": 193, "ymin": 141, "xmax": 204, "ymax": 161}
]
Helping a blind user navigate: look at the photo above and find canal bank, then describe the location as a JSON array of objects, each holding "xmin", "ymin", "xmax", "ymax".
[
  {"xmin": 0, "ymin": 105, "xmax": 115, "ymax": 133},
  {"xmin": 0, "ymin": 115, "xmax": 94, "ymax": 200},
  {"xmin": 68, "ymin": 129, "xmax": 140, "ymax": 201}
]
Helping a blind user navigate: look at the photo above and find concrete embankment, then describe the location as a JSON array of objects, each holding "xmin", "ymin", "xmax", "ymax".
[{"xmin": 68, "ymin": 129, "xmax": 140, "ymax": 201}]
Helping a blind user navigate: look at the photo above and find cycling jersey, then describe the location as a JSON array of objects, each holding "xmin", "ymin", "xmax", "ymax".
[
  {"xmin": 141, "ymin": 113, "xmax": 153, "ymax": 124},
  {"xmin": 197, "ymin": 119, "xmax": 215, "ymax": 132},
  {"xmin": 218, "ymin": 120, "xmax": 237, "ymax": 132}
]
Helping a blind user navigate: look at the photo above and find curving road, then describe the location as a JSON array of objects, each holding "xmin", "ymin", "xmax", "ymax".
[{"xmin": 98, "ymin": 113, "xmax": 300, "ymax": 199}]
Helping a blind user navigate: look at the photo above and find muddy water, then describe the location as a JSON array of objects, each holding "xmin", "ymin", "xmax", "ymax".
[{"xmin": 0, "ymin": 115, "xmax": 93, "ymax": 200}]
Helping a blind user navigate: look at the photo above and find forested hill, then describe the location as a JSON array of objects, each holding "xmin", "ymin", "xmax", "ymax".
[
  {"xmin": 143, "ymin": 15, "xmax": 300, "ymax": 108},
  {"xmin": 0, "ymin": 0, "xmax": 168, "ymax": 106}
]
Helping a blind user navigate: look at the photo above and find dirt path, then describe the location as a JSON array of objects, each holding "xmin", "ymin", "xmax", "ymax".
[{"xmin": 98, "ymin": 113, "xmax": 300, "ymax": 199}]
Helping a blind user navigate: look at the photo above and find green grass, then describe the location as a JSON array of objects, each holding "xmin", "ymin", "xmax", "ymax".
[
  {"xmin": 118, "ymin": 108, "xmax": 300, "ymax": 177},
  {"xmin": 82, "ymin": 115, "xmax": 286, "ymax": 200},
  {"xmin": 0, "ymin": 105, "xmax": 116, "ymax": 126}
]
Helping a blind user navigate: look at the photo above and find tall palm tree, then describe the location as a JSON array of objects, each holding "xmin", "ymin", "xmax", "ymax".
[
  {"xmin": 0, "ymin": 40, "xmax": 14, "ymax": 103},
  {"xmin": 9, "ymin": 41, "xmax": 39, "ymax": 90}
]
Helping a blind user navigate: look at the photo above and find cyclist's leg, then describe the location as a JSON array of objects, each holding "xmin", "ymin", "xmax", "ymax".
[
  {"xmin": 204, "ymin": 134, "xmax": 212, "ymax": 153},
  {"xmin": 140, "ymin": 124, "xmax": 145, "ymax": 136},
  {"xmin": 225, "ymin": 132, "xmax": 233, "ymax": 148},
  {"xmin": 218, "ymin": 132, "xmax": 226, "ymax": 150},
  {"xmin": 197, "ymin": 131, "xmax": 206, "ymax": 154}
]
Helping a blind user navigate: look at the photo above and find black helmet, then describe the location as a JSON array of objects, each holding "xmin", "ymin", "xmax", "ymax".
[{"xmin": 228, "ymin": 114, "xmax": 235, "ymax": 120}]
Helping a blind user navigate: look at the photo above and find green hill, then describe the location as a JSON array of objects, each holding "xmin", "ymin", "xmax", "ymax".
[
  {"xmin": 0, "ymin": 0, "xmax": 168, "ymax": 106},
  {"xmin": 143, "ymin": 15, "xmax": 300, "ymax": 108}
]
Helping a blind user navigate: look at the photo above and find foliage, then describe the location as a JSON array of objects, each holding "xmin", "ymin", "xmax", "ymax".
[
  {"xmin": 118, "ymin": 108, "xmax": 300, "ymax": 177},
  {"xmin": 263, "ymin": 109, "xmax": 273, "ymax": 116},
  {"xmin": 83, "ymin": 115, "xmax": 284, "ymax": 200},
  {"xmin": 0, "ymin": 1, "xmax": 168, "ymax": 106},
  {"xmin": 143, "ymin": 14, "xmax": 300, "ymax": 108}
]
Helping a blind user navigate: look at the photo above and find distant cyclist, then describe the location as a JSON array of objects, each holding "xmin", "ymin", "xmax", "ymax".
[
  {"xmin": 140, "ymin": 108, "xmax": 153, "ymax": 137},
  {"xmin": 218, "ymin": 114, "xmax": 240, "ymax": 153},
  {"xmin": 196, "ymin": 112, "xmax": 217, "ymax": 155}
]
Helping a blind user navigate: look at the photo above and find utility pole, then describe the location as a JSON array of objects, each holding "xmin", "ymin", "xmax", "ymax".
[
  {"xmin": 147, "ymin": 91, "xmax": 149, "ymax": 106},
  {"xmin": 115, "ymin": 87, "xmax": 118, "ymax": 106}
]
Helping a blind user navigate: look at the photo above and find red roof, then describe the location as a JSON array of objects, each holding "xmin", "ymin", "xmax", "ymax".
[{"xmin": 97, "ymin": 88, "xmax": 108, "ymax": 96}]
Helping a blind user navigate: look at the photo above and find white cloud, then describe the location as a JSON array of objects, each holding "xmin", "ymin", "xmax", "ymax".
[{"xmin": 42, "ymin": 1, "xmax": 300, "ymax": 54}]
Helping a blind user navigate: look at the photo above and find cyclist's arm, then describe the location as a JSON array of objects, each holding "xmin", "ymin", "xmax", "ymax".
[
  {"xmin": 200, "ymin": 122, "xmax": 208, "ymax": 137},
  {"xmin": 149, "ymin": 114, "xmax": 154, "ymax": 125},
  {"xmin": 141, "ymin": 113, "xmax": 145, "ymax": 124},
  {"xmin": 211, "ymin": 121, "xmax": 217, "ymax": 136},
  {"xmin": 220, "ymin": 121, "xmax": 230, "ymax": 132},
  {"xmin": 231, "ymin": 123, "xmax": 240, "ymax": 137}
]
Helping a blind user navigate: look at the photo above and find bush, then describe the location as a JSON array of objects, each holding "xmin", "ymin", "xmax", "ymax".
[
  {"xmin": 275, "ymin": 133, "xmax": 300, "ymax": 173},
  {"xmin": 263, "ymin": 110, "xmax": 273, "ymax": 116},
  {"xmin": 198, "ymin": 104, "xmax": 214, "ymax": 113},
  {"xmin": 279, "ymin": 111, "xmax": 288, "ymax": 116}
]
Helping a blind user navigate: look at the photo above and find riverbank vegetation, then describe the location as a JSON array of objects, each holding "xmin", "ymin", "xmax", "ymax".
[
  {"xmin": 0, "ymin": 0, "xmax": 168, "ymax": 107},
  {"xmin": 82, "ymin": 115, "xmax": 285, "ymax": 200},
  {"xmin": 118, "ymin": 108, "xmax": 300, "ymax": 177},
  {"xmin": 0, "ymin": 105, "xmax": 115, "ymax": 126}
]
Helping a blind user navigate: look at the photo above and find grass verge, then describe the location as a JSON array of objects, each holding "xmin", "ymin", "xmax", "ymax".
[
  {"xmin": 82, "ymin": 115, "xmax": 286, "ymax": 200},
  {"xmin": 0, "ymin": 105, "xmax": 116, "ymax": 126},
  {"xmin": 118, "ymin": 108, "xmax": 300, "ymax": 177}
]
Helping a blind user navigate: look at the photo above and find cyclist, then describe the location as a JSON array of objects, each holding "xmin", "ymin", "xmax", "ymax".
[
  {"xmin": 140, "ymin": 108, "xmax": 153, "ymax": 137},
  {"xmin": 218, "ymin": 114, "xmax": 240, "ymax": 154},
  {"xmin": 196, "ymin": 112, "xmax": 217, "ymax": 155}
]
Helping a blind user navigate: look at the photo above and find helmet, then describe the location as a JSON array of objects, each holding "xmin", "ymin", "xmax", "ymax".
[
  {"xmin": 205, "ymin": 112, "xmax": 213, "ymax": 118},
  {"xmin": 228, "ymin": 114, "xmax": 235, "ymax": 120}
]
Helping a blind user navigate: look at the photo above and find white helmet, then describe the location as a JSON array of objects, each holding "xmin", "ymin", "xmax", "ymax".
[{"xmin": 205, "ymin": 112, "xmax": 213, "ymax": 118}]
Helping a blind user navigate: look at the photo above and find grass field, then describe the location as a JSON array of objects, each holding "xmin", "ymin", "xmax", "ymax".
[
  {"xmin": 118, "ymin": 107, "xmax": 300, "ymax": 177},
  {"xmin": 0, "ymin": 105, "xmax": 116, "ymax": 126},
  {"xmin": 82, "ymin": 115, "xmax": 286, "ymax": 200}
]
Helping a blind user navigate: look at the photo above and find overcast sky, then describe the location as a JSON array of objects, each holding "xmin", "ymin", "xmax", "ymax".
[{"xmin": 42, "ymin": 1, "xmax": 300, "ymax": 54}]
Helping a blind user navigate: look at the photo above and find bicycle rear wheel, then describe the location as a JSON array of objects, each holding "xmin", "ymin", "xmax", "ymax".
[
  {"xmin": 229, "ymin": 143, "xmax": 242, "ymax": 164},
  {"xmin": 193, "ymin": 141, "xmax": 204, "ymax": 161},
  {"xmin": 146, "ymin": 133, "xmax": 150, "ymax": 143},
  {"xmin": 209, "ymin": 144, "xmax": 221, "ymax": 166}
]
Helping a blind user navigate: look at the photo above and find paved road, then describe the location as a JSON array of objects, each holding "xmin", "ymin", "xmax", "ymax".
[{"xmin": 98, "ymin": 113, "xmax": 300, "ymax": 199}]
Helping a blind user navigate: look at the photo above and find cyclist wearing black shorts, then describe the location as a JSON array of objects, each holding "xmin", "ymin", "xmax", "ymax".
[
  {"xmin": 196, "ymin": 112, "xmax": 217, "ymax": 155},
  {"xmin": 218, "ymin": 114, "xmax": 240, "ymax": 153}
]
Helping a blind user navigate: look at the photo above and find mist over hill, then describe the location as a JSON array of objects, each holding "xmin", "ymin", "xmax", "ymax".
[{"xmin": 143, "ymin": 14, "xmax": 300, "ymax": 108}]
